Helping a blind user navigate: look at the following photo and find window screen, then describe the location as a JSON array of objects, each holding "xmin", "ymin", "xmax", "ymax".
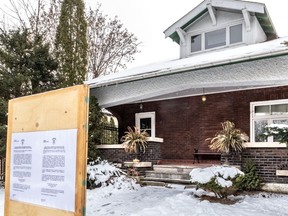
[
  {"xmin": 191, "ymin": 34, "xmax": 201, "ymax": 52},
  {"xmin": 205, "ymin": 28, "xmax": 226, "ymax": 49},
  {"xmin": 230, "ymin": 24, "xmax": 242, "ymax": 44}
]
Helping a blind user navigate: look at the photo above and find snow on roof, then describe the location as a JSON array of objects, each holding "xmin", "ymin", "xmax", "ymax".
[
  {"xmin": 86, "ymin": 37, "xmax": 288, "ymax": 89},
  {"xmin": 164, "ymin": 0, "xmax": 270, "ymax": 41}
]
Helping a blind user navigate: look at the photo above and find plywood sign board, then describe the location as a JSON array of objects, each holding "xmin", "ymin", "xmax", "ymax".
[{"xmin": 4, "ymin": 85, "xmax": 89, "ymax": 216}]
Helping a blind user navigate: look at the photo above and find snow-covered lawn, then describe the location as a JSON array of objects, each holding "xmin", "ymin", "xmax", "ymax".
[
  {"xmin": 1, "ymin": 162, "xmax": 287, "ymax": 216},
  {"xmin": 1, "ymin": 185, "xmax": 288, "ymax": 216}
]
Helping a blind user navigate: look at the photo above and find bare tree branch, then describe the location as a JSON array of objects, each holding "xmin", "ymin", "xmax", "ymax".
[{"xmin": 1, "ymin": 1, "xmax": 140, "ymax": 78}]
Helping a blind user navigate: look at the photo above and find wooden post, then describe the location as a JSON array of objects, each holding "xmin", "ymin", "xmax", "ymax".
[{"xmin": 4, "ymin": 85, "xmax": 89, "ymax": 216}]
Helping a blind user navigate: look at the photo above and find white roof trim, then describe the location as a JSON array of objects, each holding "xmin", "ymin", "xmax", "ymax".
[
  {"xmin": 164, "ymin": 0, "xmax": 265, "ymax": 38},
  {"xmin": 207, "ymin": 3, "xmax": 217, "ymax": 26},
  {"xmin": 86, "ymin": 37, "xmax": 288, "ymax": 89}
]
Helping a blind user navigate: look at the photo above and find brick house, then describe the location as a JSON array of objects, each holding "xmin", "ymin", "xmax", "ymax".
[{"xmin": 86, "ymin": 0, "xmax": 288, "ymax": 185}]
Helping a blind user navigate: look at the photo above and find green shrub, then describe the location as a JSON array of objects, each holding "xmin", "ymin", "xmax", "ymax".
[
  {"xmin": 196, "ymin": 177, "xmax": 239, "ymax": 199},
  {"xmin": 235, "ymin": 160, "xmax": 262, "ymax": 191},
  {"xmin": 88, "ymin": 96, "xmax": 104, "ymax": 161},
  {"xmin": 190, "ymin": 166, "xmax": 244, "ymax": 199}
]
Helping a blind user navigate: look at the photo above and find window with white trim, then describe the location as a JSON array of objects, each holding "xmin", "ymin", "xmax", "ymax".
[
  {"xmin": 190, "ymin": 23, "xmax": 243, "ymax": 53},
  {"xmin": 250, "ymin": 100, "xmax": 288, "ymax": 142},
  {"xmin": 230, "ymin": 24, "xmax": 242, "ymax": 44},
  {"xmin": 205, "ymin": 28, "xmax": 226, "ymax": 49},
  {"xmin": 135, "ymin": 112, "xmax": 155, "ymax": 137},
  {"xmin": 191, "ymin": 34, "xmax": 202, "ymax": 52}
]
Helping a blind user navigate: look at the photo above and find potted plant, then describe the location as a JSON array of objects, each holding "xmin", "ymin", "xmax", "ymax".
[
  {"xmin": 121, "ymin": 126, "xmax": 149, "ymax": 161},
  {"xmin": 207, "ymin": 120, "xmax": 249, "ymax": 165}
]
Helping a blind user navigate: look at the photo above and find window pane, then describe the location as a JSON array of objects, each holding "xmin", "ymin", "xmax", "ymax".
[
  {"xmin": 272, "ymin": 104, "xmax": 288, "ymax": 115},
  {"xmin": 191, "ymin": 34, "xmax": 201, "ymax": 52},
  {"xmin": 140, "ymin": 118, "xmax": 152, "ymax": 136},
  {"xmin": 140, "ymin": 118, "xmax": 151, "ymax": 130},
  {"xmin": 255, "ymin": 105, "xmax": 270, "ymax": 116},
  {"xmin": 272, "ymin": 119, "xmax": 288, "ymax": 142},
  {"xmin": 230, "ymin": 24, "xmax": 242, "ymax": 44},
  {"xmin": 205, "ymin": 28, "xmax": 226, "ymax": 49},
  {"xmin": 255, "ymin": 120, "xmax": 268, "ymax": 142},
  {"xmin": 144, "ymin": 129, "xmax": 152, "ymax": 137}
]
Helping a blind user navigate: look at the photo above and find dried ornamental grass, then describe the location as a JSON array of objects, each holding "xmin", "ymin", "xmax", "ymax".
[
  {"xmin": 121, "ymin": 126, "xmax": 148, "ymax": 154},
  {"xmin": 208, "ymin": 121, "xmax": 249, "ymax": 154}
]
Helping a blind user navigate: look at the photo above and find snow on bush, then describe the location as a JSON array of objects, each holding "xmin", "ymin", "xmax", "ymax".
[
  {"xmin": 87, "ymin": 158, "xmax": 139, "ymax": 191},
  {"xmin": 263, "ymin": 124, "xmax": 288, "ymax": 146},
  {"xmin": 190, "ymin": 166, "xmax": 244, "ymax": 199},
  {"xmin": 87, "ymin": 158, "xmax": 123, "ymax": 187}
]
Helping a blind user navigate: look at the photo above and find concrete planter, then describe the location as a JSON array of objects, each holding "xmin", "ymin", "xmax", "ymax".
[
  {"xmin": 124, "ymin": 161, "xmax": 152, "ymax": 168},
  {"xmin": 276, "ymin": 170, "xmax": 288, "ymax": 176}
]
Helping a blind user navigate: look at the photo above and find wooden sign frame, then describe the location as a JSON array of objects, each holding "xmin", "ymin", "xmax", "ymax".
[{"xmin": 4, "ymin": 85, "xmax": 89, "ymax": 216}]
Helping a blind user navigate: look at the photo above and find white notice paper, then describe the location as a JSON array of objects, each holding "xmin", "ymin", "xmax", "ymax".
[{"xmin": 10, "ymin": 129, "xmax": 77, "ymax": 212}]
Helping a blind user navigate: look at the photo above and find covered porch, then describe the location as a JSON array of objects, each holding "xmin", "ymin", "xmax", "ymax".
[
  {"xmin": 87, "ymin": 37, "xmax": 288, "ymax": 164},
  {"xmin": 86, "ymin": 38, "xmax": 288, "ymax": 184}
]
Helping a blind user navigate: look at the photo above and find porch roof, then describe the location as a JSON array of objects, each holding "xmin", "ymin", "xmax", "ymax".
[{"xmin": 86, "ymin": 37, "xmax": 288, "ymax": 108}]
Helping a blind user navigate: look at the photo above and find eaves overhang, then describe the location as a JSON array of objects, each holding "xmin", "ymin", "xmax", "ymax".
[
  {"xmin": 89, "ymin": 53, "xmax": 288, "ymax": 108},
  {"xmin": 164, "ymin": 0, "xmax": 277, "ymax": 44},
  {"xmin": 86, "ymin": 38, "xmax": 288, "ymax": 89}
]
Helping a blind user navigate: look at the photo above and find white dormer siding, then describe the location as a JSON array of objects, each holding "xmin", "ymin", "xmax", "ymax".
[
  {"xmin": 179, "ymin": 10, "xmax": 267, "ymax": 58},
  {"xmin": 164, "ymin": 0, "xmax": 277, "ymax": 59}
]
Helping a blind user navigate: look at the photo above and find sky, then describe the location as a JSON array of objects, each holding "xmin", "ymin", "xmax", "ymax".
[
  {"xmin": 86, "ymin": 0, "xmax": 288, "ymax": 69},
  {"xmin": 1, "ymin": 0, "xmax": 288, "ymax": 70}
]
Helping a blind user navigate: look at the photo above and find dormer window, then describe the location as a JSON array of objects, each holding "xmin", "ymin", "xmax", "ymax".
[
  {"xmin": 205, "ymin": 28, "xmax": 226, "ymax": 49},
  {"xmin": 191, "ymin": 35, "xmax": 201, "ymax": 52},
  {"xmin": 165, "ymin": 0, "xmax": 277, "ymax": 59},
  {"xmin": 230, "ymin": 24, "xmax": 243, "ymax": 44},
  {"xmin": 191, "ymin": 23, "xmax": 243, "ymax": 53}
]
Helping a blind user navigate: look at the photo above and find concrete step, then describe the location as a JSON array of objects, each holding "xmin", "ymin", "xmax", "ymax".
[
  {"xmin": 153, "ymin": 165, "xmax": 196, "ymax": 174},
  {"xmin": 140, "ymin": 176, "xmax": 192, "ymax": 185},
  {"xmin": 140, "ymin": 180, "xmax": 168, "ymax": 187},
  {"xmin": 146, "ymin": 170, "xmax": 190, "ymax": 180}
]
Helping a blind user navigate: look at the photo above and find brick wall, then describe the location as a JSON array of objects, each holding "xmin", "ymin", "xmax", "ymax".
[
  {"xmin": 224, "ymin": 148, "xmax": 288, "ymax": 183},
  {"xmin": 108, "ymin": 86, "xmax": 288, "ymax": 161},
  {"xmin": 97, "ymin": 142, "xmax": 161, "ymax": 164}
]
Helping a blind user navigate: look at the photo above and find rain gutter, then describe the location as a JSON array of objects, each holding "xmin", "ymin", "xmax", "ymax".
[{"xmin": 86, "ymin": 48, "xmax": 288, "ymax": 89}]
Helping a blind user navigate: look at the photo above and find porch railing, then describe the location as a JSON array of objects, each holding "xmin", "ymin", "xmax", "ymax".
[{"xmin": 100, "ymin": 125, "xmax": 118, "ymax": 144}]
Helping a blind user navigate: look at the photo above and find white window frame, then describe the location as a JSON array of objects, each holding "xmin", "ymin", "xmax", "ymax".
[
  {"xmin": 191, "ymin": 34, "xmax": 202, "ymax": 53},
  {"xmin": 189, "ymin": 22, "xmax": 244, "ymax": 54},
  {"xmin": 250, "ymin": 99, "xmax": 288, "ymax": 143},
  {"xmin": 135, "ymin": 112, "xmax": 156, "ymax": 138}
]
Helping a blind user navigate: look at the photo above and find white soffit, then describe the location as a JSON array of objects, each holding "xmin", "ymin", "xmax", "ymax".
[{"xmin": 90, "ymin": 54, "xmax": 288, "ymax": 108}]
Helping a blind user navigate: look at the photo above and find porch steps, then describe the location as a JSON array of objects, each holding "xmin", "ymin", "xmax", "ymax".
[
  {"xmin": 140, "ymin": 164, "xmax": 196, "ymax": 185},
  {"xmin": 140, "ymin": 177, "xmax": 191, "ymax": 185},
  {"xmin": 153, "ymin": 165, "xmax": 196, "ymax": 174}
]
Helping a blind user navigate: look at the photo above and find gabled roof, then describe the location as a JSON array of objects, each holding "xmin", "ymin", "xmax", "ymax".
[
  {"xmin": 164, "ymin": 0, "xmax": 277, "ymax": 44},
  {"xmin": 87, "ymin": 37, "xmax": 288, "ymax": 108}
]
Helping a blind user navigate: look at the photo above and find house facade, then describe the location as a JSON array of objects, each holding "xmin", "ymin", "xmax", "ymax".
[{"xmin": 86, "ymin": 0, "xmax": 288, "ymax": 185}]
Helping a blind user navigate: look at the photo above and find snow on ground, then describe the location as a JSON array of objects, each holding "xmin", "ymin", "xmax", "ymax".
[
  {"xmin": 1, "ymin": 162, "xmax": 288, "ymax": 215},
  {"xmin": 1, "ymin": 185, "xmax": 288, "ymax": 216},
  {"xmin": 0, "ymin": 190, "xmax": 3, "ymax": 216}
]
